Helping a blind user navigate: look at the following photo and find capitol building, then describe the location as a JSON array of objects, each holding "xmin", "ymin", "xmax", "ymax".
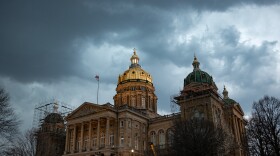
[{"xmin": 36, "ymin": 50, "xmax": 246, "ymax": 156}]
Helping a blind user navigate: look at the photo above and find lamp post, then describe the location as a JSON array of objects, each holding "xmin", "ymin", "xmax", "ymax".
[{"xmin": 131, "ymin": 149, "xmax": 134, "ymax": 156}]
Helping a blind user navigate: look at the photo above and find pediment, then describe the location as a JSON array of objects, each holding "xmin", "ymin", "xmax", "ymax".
[{"xmin": 66, "ymin": 102, "xmax": 104, "ymax": 120}]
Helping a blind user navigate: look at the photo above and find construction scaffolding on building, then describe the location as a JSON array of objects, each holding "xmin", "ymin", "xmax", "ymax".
[
  {"xmin": 170, "ymin": 94, "xmax": 180, "ymax": 113},
  {"xmin": 32, "ymin": 99, "xmax": 74, "ymax": 129}
]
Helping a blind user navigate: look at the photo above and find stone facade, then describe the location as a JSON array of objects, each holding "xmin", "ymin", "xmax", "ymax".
[{"xmin": 62, "ymin": 51, "xmax": 246, "ymax": 156}]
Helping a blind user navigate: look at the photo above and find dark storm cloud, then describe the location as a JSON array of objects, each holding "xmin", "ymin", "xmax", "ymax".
[
  {"xmin": 1, "ymin": 0, "xmax": 279, "ymax": 83},
  {"xmin": 0, "ymin": 0, "xmax": 279, "ymax": 132}
]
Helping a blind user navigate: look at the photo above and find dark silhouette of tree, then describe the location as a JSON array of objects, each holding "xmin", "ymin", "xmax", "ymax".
[
  {"xmin": 171, "ymin": 118, "xmax": 235, "ymax": 156},
  {"xmin": 3, "ymin": 129, "xmax": 37, "ymax": 156},
  {"xmin": 247, "ymin": 96, "xmax": 280, "ymax": 156},
  {"xmin": 0, "ymin": 88, "xmax": 19, "ymax": 150}
]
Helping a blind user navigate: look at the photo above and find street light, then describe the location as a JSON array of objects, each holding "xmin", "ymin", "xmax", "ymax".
[{"xmin": 131, "ymin": 149, "xmax": 134, "ymax": 156}]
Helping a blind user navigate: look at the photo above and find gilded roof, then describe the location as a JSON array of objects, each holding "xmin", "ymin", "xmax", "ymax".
[{"xmin": 118, "ymin": 49, "xmax": 153, "ymax": 84}]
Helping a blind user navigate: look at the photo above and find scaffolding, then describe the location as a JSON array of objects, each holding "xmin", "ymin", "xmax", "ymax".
[
  {"xmin": 170, "ymin": 94, "xmax": 180, "ymax": 113},
  {"xmin": 32, "ymin": 99, "xmax": 75, "ymax": 129}
]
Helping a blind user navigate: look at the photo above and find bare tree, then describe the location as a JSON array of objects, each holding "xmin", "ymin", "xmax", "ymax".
[
  {"xmin": 247, "ymin": 96, "xmax": 280, "ymax": 156},
  {"xmin": 3, "ymin": 129, "xmax": 37, "ymax": 156},
  {"xmin": 171, "ymin": 118, "xmax": 234, "ymax": 156},
  {"xmin": 0, "ymin": 88, "xmax": 20, "ymax": 150}
]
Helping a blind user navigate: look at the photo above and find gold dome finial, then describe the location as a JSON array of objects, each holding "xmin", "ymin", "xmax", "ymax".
[{"xmin": 133, "ymin": 48, "xmax": 136, "ymax": 55}]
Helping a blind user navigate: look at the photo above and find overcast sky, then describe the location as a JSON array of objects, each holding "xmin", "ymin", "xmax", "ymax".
[{"xmin": 1, "ymin": 0, "xmax": 280, "ymax": 131}]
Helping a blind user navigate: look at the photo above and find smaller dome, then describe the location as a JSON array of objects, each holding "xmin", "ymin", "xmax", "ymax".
[
  {"xmin": 184, "ymin": 56, "xmax": 214, "ymax": 86},
  {"xmin": 224, "ymin": 98, "xmax": 237, "ymax": 105},
  {"xmin": 44, "ymin": 113, "xmax": 64, "ymax": 123}
]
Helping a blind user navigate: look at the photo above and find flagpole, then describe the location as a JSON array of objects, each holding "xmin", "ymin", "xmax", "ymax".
[
  {"xmin": 95, "ymin": 75, "xmax": 100, "ymax": 104},
  {"xmin": 97, "ymin": 78, "xmax": 99, "ymax": 104}
]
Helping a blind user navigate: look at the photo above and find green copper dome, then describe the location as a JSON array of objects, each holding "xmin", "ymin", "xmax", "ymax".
[{"xmin": 184, "ymin": 56, "xmax": 214, "ymax": 86}]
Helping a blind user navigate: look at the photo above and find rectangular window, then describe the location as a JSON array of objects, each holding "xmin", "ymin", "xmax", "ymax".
[
  {"xmin": 120, "ymin": 133, "xmax": 124, "ymax": 146},
  {"xmin": 110, "ymin": 134, "xmax": 114, "ymax": 146},
  {"xmin": 128, "ymin": 120, "xmax": 131, "ymax": 128},
  {"xmin": 128, "ymin": 136, "xmax": 131, "ymax": 147},
  {"xmin": 100, "ymin": 134, "xmax": 105, "ymax": 147},
  {"xmin": 142, "ymin": 97, "xmax": 145, "ymax": 108},
  {"xmin": 135, "ymin": 136, "xmax": 139, "ymax": 150},
  {"xmin": 93, "ymin": 137, "xmax": 97, "ymax": 148},
  {"xmin": 120, "ymin": 121, "xmax": 124, "ymax": 127}
]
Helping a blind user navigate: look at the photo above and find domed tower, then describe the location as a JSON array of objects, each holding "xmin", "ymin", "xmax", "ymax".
[
  {"xmin": 175, "ymin": 55, "xmax": 224, "ymax": 125},
  {"xmin": 114, "ymin": 49, "xmax": 158, "ymax": 116},
  {"xmin": 36, "ymin": 103, "xmax": 65, "ymax": 156}
]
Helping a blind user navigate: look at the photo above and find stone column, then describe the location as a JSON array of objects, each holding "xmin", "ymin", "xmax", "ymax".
[
  {"xmin": 64, "ymin": 126, "xmax": 69, "ymax": 154},
  {"xmin": 96, "ymin": 118, "xmax": 100, "ymax": 149},
  {"xmin": 80, "ymin": 123, "xmax": 84, "ymax": 152},
  {"xmin": 88, "ymin": 120, "xmax": 92, "ymax": 151},
  {"xmin": 234, "ymin": 116, "xmax": 240, "ymax": 143},
  {"xmin": 106, "ymin": 117, "xmax": 110, "ymax": 147},
  {"xmin": 232, "ymin": 116, "xmax": 237, "ymax": 140},
  {"xmin": 72, "ymin": 125, "xmax": 77, "ymax": 153},
  {"xmin": 238, "ymin": 118, "xmax": 243, "ymax": 141}
]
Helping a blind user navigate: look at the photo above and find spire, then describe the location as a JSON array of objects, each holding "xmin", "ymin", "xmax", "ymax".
[
  {"xmin": 192, "ymin": 54, "xmax": 200, "ymax": 70},
  {"xmin": 130, "ymin": 48, "xmax": 140, "ymax": 68},
  {"xmin": 223, "ymin": 85, "xmax": 229, "ymax": 99}
]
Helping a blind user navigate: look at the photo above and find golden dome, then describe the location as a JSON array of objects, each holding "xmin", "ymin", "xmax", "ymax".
[{"xmin": 118, "ymin": 49, "xmax": 153, "ymax": 84}]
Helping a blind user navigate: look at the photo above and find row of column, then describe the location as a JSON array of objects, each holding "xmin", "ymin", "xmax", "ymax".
[{"xmin": 64, "ymin": 117, "xmax": 112, "ymax": 154}]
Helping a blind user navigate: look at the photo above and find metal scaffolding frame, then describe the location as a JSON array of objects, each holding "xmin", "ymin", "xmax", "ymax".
[{"xmin": 32, "ymin": 99, "xmax": 74, "ymax": 129}]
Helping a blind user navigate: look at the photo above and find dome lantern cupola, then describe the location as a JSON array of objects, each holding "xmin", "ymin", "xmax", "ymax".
[
  {"xmin": 130, "ymin": 48, "xmax": 140, "ymax": 68},
  {"xmin": 192, "ymin": 55, "xmax": 200, "ymax": 70},
  {"xmin": 223, "ymin": 85, "xmax": 229, "ymax": 99}
]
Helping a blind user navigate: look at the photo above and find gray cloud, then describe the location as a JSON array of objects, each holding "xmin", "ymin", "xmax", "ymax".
[{"xmin": 0, "ymin": 1, "xmax": 279, "ymax": 131}]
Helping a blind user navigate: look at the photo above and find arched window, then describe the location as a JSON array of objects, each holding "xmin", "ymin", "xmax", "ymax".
[
  {"xmin": 150, "ymin": 131, "xmax": 156, "ymax": 145},
  {"xmin": 158, "ymin": 129, "xmax": 165, "ymax": 149}
]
